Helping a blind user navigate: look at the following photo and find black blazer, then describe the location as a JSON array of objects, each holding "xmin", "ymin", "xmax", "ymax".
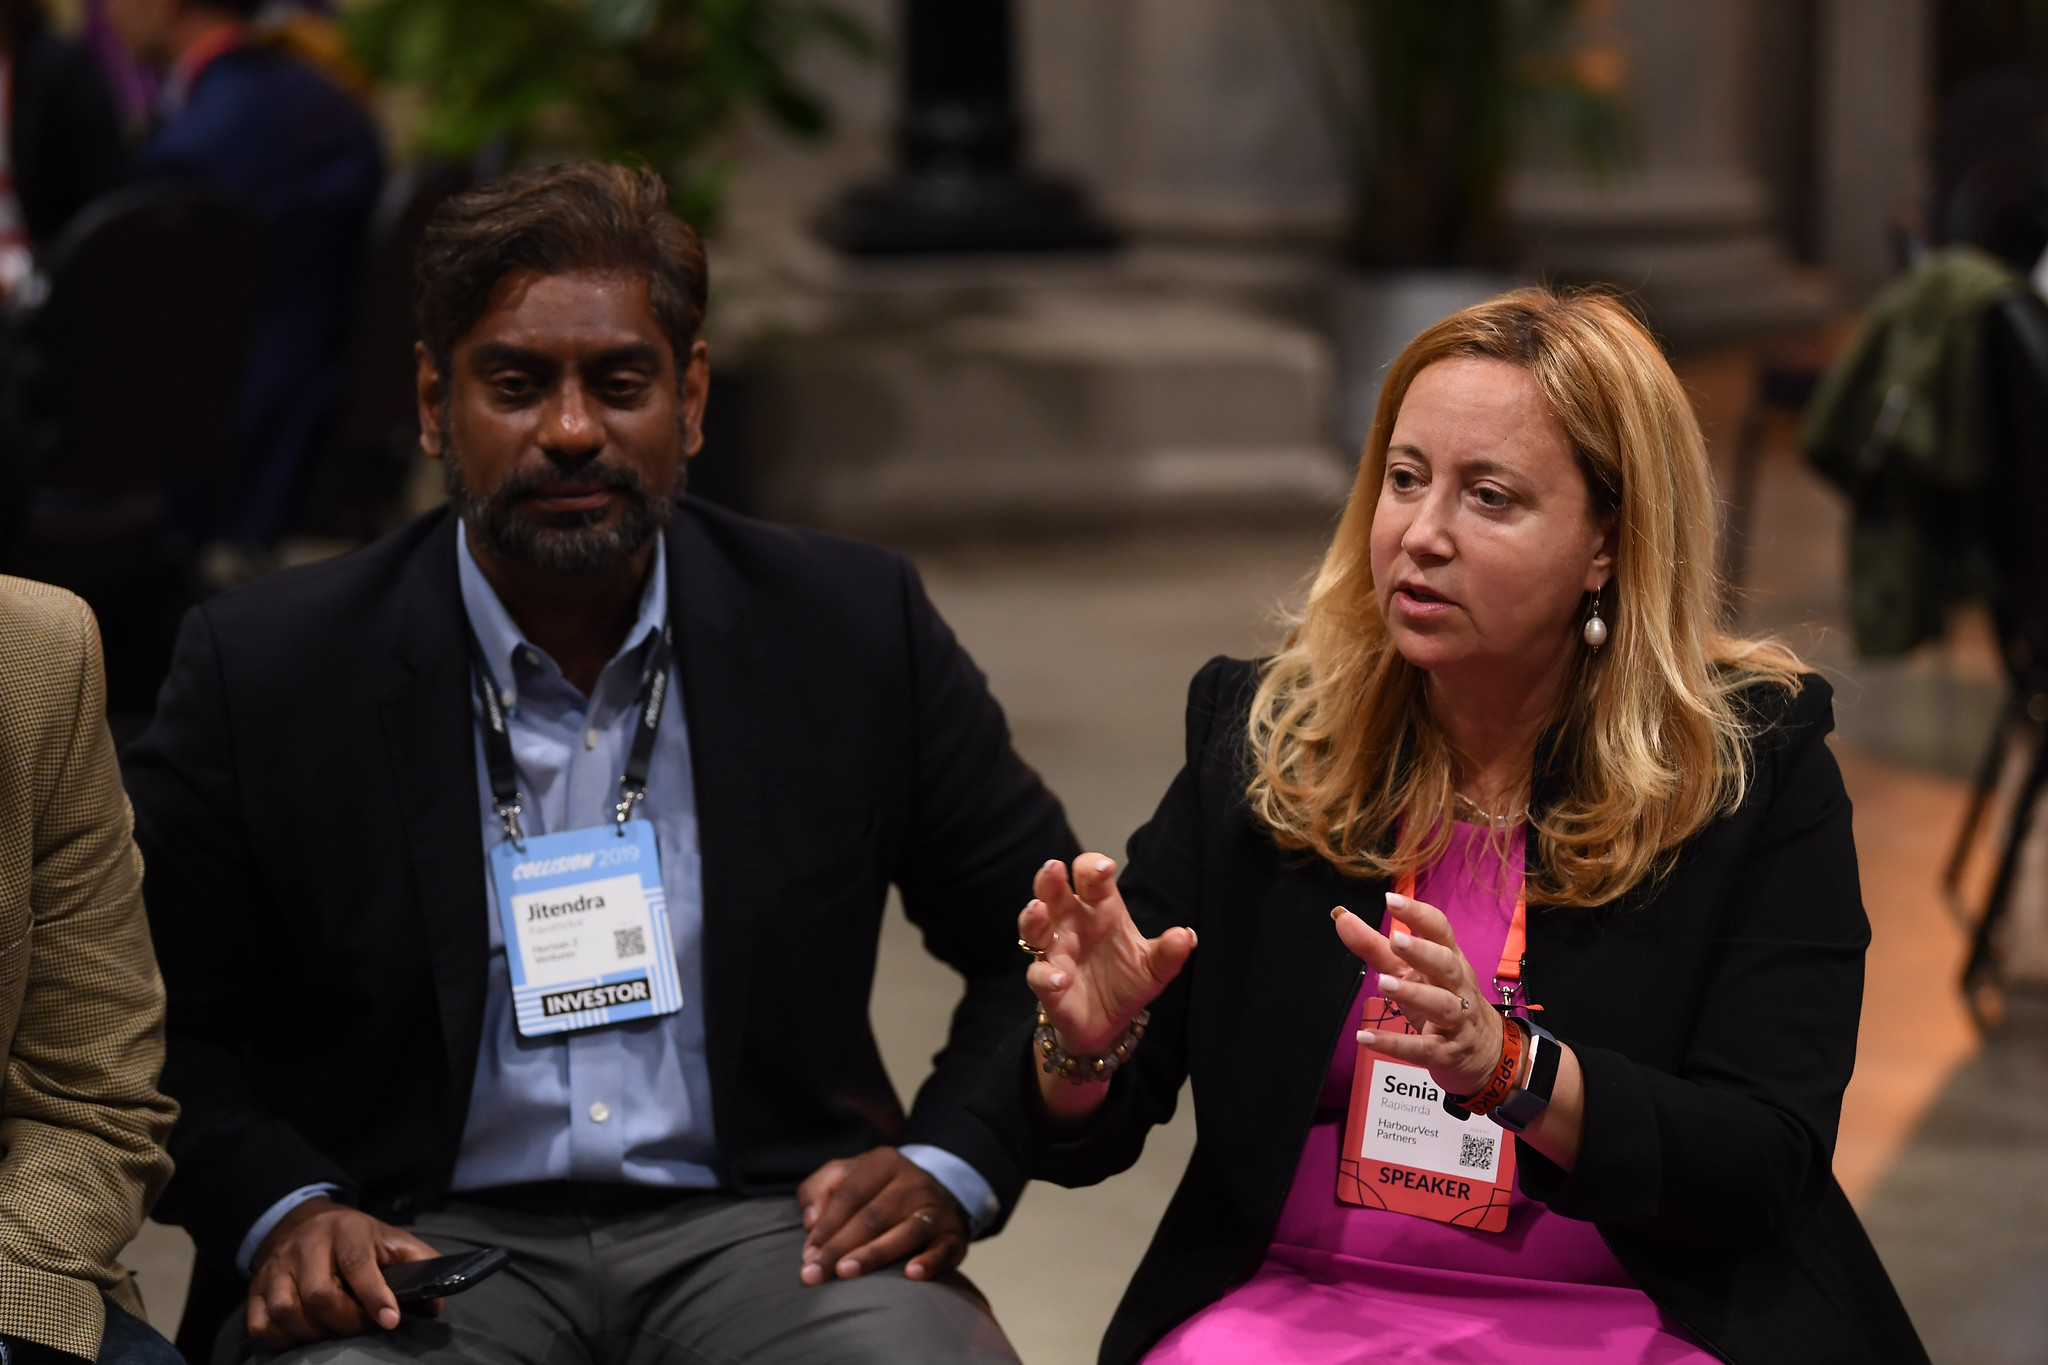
[
  {"xmin": 972, "ymin": 657, "xmax": 1926, "ymax": 1365},
  {"xmin": 126, "ymin": 502, "xmax": 1076, "ymax": 1337}
]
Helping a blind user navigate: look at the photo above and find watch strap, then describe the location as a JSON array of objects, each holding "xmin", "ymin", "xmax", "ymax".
[{"xmin": 1490, "ymin": 1019, "xmax": 1561, "ymax": 1133}]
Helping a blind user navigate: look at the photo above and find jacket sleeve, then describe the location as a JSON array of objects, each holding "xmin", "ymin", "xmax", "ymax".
[
  {"xmin": 967, "ymin": 657, "xmax": 1237, "ymax": 1189},
  {"xmin": 0, "ymin": 600, "xmax": 176, "ymax": 1359},
  {"xmin": 125, "ymin": 607, "xmax": 357, "ymax": 1271},
  {"xmin": 1518, "ymin": 685, "xmax": 1868, "ymax": 1251},
  {"xmin": 1799, "ymin": 308, "xmax": 1886, "ymax": 494},
  {"xmin": 888, "ymin": 559, "xmax": 1081, "ymax": 1229}
]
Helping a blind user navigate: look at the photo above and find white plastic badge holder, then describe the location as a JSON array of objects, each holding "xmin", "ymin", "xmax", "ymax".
[{"xmin": 489, "ymin": 819, "xmax": 681, "ymax": 1037}]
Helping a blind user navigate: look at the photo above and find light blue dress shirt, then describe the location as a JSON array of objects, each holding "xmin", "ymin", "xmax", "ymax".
[{"xmin": 235, "ymin": 528, "xmax": 995, "ymax": 1272}]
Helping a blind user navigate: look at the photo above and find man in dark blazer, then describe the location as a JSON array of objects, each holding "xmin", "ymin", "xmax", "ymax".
[{"xmin": 125, "ymin": 161, "xmax": 1072, "ymax": 1363}]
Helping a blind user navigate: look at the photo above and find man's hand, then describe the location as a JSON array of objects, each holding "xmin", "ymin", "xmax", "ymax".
[
  {"xmin": 247, "ymin": 1196, "xmax": 443, "ymax": 1348},
  {"xmin": 796, "ymin": 1147, "xmax": 968, "ymax": 1287}
]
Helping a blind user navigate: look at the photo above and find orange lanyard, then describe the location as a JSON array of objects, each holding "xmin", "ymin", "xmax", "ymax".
[{"xmin": 1392, "ymin": 869, "xmax": 1529, "ymax": 1011}]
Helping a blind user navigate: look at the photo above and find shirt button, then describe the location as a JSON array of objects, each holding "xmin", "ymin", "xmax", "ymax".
[
  {"xmin": 588, "ymin": 1101, "xmax": 611, "ymax": 1123},
  {"xmin": 584, "ymin": 728, "xmax": 600, "ymax": 750},
  {"xmin": 522, "ymin": 648, "xmax": 541, "ymax": 666},
  {"xmin": 500, "ymin": 688, "xmax": 516, "ymax": 709}
]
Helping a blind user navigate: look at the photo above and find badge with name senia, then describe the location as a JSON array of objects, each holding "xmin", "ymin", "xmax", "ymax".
[
  {"xmin": 489, "ymin": 819, "xmax": 681, "ymax": 1037},
  {"xmin": 1337, "ymin": 994, "xmax": 1516, "ymax": 1231}
]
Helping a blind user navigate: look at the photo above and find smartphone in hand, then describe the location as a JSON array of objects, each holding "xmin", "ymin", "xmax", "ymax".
[{"xmin": 382, "ymin": 1248, "xmax": 511, "ymax": 1306}]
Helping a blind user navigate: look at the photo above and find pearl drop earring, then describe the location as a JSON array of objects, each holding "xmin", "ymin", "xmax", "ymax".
[{"xmin": 1583, "ymin": 597, "xmax": 1608, "ymax": 651}]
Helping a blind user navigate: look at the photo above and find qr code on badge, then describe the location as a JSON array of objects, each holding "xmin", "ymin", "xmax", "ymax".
[
  {"xmin": 614, "ymin": 927, "xmax": 647, "ymax": 959},
  {"xmin": 1458, "ymin": 1133, "xmax": 1496, "ymax": 1169}
]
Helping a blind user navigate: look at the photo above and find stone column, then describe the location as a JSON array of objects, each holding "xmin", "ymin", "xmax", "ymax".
[
  {"xmin": 1512, "ymin": 0, "xmax": 1834, "ymax": 343},
  {"xmin": 1816, "ymin": 0, "xmax": 1932, "ymax": 299},
  {"xmin": 1021, "ymin": 0, "xmax": 1344, "ymax": 245}
]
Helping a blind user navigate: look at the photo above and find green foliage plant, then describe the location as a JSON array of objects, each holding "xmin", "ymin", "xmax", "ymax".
[
  {"xmin": 346, "ymin": 0, "xmax": 876, "ymax": 230},
  {"xmin": 1283, "ymin": 0, "xmax": 1633, "ymax": 268}
]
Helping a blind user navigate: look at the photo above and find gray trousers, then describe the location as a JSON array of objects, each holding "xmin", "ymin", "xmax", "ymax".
[{"xmin": 217, "ymin": 1194, "xmax": 1021, "ymax": 1365}]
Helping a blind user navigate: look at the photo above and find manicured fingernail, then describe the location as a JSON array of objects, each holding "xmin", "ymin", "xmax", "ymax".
[
  {"xmin": 1188, "ymin": 929, "xmax": 1198, "ymax": 949},
  {"xmin": 906, "ymin": 1262, "xmax": 928, "ymax": 1280},
  {"xmin": 1385, "ymin": 892, "xmax": 1406, "ymax": 908},
  {"xmin": 1048, "ymin": 971, "xmax": 1066, "ymax": 988},
  {"xmin": 837, "ymin": 1257, "xmax": 861, "ymax": 1278},
  {"xmin": 1330, "ymin": 906, "xmax": 1348, "ymax": 922},
  {"xmin": 1380, "ymin": 975, "xmax": 1401, "ymax": 993},
  {"xmin": 801, "ymin": 1263, "xmax": 825, "ymax": 1285},
  {"xmin": 1358, "ymin": 1030, "xmax": 1376, "ymax": 1045},
  {"xmin": 378, "ymin": 1308, "xmax": 399, "ymax": 1330},
  {"xmin": 1043, "ymin": 860, "xmax": 1060, "ymax": 871},
  {"xmin": 1391, "ymin": 930, "xmax": 1412, "ymax": 950},
  {"xmin": 1093, "ymin": 856, "xmax": 1115, "ymax": 873}
]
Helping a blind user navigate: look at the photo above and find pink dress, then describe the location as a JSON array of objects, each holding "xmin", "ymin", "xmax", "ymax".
[{"xmin": 1145, "ymin": 822, "xmax": 1716, "ymax": 1364}]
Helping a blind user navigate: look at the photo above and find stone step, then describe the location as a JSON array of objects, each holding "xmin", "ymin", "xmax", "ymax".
[{"xmin": 752, "ymin": 285, "xmax": 1349, "ymax": 537}]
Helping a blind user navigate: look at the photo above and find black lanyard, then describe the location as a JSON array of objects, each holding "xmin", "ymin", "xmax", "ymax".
[{"xmin": 466, "ymin": 620, "xmax": 674, "ymax": 849}]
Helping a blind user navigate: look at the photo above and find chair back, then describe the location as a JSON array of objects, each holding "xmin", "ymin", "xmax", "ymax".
[
  {"xmin": 1984, "ymin": 291, "xmax": 2048, "ymax": 696},
  {"xmin": 16, "ymin": 180, "xmax": 265, "ymax": 502}
]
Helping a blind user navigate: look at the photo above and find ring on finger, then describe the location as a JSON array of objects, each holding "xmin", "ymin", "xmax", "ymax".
[
  {"xmin": 1459, "ymin": 997, "xmax": 1470, "ymax": 1012},
  {"xmin": 1017, "ymin": 937, "xmax": 1049, "ymax": 961}
]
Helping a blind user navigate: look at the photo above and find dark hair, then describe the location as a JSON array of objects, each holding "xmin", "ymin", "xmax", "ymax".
[{"xmin": 414, "ymin": 160, "xmax": 708, "ymax": 377}]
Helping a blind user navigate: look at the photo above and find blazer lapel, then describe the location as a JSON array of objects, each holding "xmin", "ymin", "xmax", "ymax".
[
  {"xmin": 1261, "ymin": 857, "xmax": 1383, "ymax": 1079},
  {"xmin": 666, "ymin": 509, "xmax": 770, "ymax": 1157},
  {"xmin": 1224, "ymin": 855, "xmax": 1382, "ymax": 1235},
  {"xmin": 377, "ymin": 511, "xmax": 492, "ymax": 1155}
]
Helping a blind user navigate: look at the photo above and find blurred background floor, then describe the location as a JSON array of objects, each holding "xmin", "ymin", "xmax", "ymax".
[{"xmin": 118, "ymin": 349, "xmax": 2042, "ymax": 1364}]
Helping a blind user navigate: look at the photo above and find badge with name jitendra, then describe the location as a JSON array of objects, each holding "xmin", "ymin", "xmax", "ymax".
[{"xmin": 489, "ymin": 819, "xmax": 682, "ymax": 1037}]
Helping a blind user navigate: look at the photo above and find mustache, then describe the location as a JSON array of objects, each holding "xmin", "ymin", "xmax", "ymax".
[{"xmin": 487, "ymin": 460, "xmax": 654, "ymax": 508}]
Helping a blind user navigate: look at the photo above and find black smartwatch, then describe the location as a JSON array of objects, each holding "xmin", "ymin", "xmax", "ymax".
[{"xmin": 1489, "ymin": 1018, "xmax": 1560, "ymax": 1134}]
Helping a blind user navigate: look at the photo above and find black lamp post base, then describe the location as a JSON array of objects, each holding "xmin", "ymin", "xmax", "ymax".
[{"xmin": 820, "ymin": 172, "xmax": 1119, "ymax": 257}]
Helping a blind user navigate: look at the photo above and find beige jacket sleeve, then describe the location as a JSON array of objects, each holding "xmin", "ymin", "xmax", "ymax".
[{"xmin": 0, "ymin": 580, "xmax": 177, "ymax": 1358}]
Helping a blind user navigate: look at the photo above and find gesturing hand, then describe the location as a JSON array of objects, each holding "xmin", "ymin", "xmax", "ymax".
[
  {"xmin": 247, "ymin": 1196, "xmax": 443, "ymax": 1348},
  {"xmin": 1019, "ymin": 856, "xmax": 1196, "ymax": 1061},
  {"xmin": 1332, "ymin": 890, "xmax": 1506, "ymax": 1099},
  {"xmin": 797, "ymin": 1147, "xmax": 967, "ymax": 1286}
]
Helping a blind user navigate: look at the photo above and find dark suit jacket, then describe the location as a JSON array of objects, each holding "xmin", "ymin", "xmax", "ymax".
[
  {"xmin": 972, "ymin": 657, "xmax": 1926, "ymax": 1365},
  {"xmin": 127, "ymin": 502, "xmax": 1076, "ymax": 1343},
  {"xmin": 131, "ymin": 43, "xmax": 381, "ymax": 542},
  {"xmin": 9, "ymin": 22, "xmax": 126, "ymax": 253}
]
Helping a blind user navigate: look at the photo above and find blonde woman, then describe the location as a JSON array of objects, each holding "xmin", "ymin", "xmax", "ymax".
[{"xmin": 978, "ymin": 292, "xmax": 1925, "ymax": 1365}]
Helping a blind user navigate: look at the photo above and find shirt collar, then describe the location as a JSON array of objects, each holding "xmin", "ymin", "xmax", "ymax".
[{"xmin": 455, "ymin": 519, "xmax": 669, "ymax": 700}]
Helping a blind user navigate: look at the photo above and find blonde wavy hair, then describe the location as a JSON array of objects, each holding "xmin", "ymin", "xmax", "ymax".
[{"xmin": 1246, "ymin": 289, "xmax": 1803, "ymax": 907}]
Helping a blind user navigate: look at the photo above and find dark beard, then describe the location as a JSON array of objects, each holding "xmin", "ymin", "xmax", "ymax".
[{"xmin": 444, "ymin": 451, "xmax": 681, "ymax": 576}]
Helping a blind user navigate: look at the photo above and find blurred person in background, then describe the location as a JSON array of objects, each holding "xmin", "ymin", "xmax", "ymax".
[
  {"xmin": 106, "ymin": 0, "xmax": 379, "ymax": 546},
  {"xmin": 0, "ymin": 0, "xmax": 125, "ymax": 297},
  {"xmin": 126, "ymin": 161, "xmax": 1070, "ymax": 1365},
  {"xmin": 979, "ymin": 291, "xmax": 1927, "ymax": 1365},
  {"xmin": 0, "ymin": 578, "xmax": 179, "ymax": 1365}
]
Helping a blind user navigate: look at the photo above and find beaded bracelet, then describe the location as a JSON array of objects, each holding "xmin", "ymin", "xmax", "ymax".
[{"xmin": 1035, "ymin": 1006, "xmax": 1150, "ymax": 1084}]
